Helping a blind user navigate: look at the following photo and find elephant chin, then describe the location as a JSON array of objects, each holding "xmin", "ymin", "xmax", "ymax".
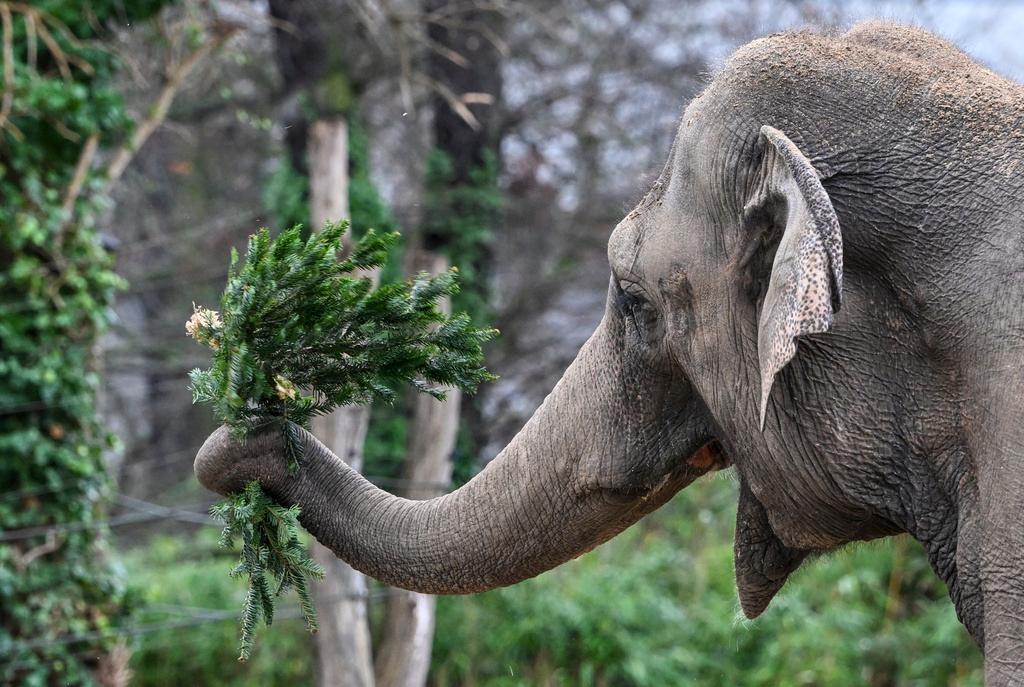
[{"xmin": 733, "ymin": 481, "xmax": 808, "ymax": 618}]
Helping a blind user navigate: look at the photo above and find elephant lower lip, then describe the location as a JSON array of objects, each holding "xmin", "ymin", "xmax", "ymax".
[{"xmin": 686, "ymin": 440, "xmax": 729, "ymax": 471}]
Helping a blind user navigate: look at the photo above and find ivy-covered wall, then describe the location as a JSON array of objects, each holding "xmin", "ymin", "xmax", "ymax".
[{"xmin": 0, "ymin": 2, "xmax": 169, "ymax": 684}]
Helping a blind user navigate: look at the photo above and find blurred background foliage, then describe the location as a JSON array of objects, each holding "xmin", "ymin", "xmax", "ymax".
[
  {"xmin": 3, "ymin": 0, "xmax": 1021, "ymax": 684},
  {"xmin": 124, "ymin": 477, "xmax": 982, "ymax": 686}
]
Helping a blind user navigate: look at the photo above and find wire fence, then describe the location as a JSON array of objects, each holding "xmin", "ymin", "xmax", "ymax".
[
  {"xmin": 0, "ymin": 448, "xmax": 198, "ymax": 506},
  {"xmin": 0, "ymin": 474, "xmax": 451, "ymax": 542},
  {"xmin": 1, "ymin": 488, "xmax": 431, "ymax": 667},
  {"xmin": 0, "ymin": 376, "xmax": 196, "ymax": 417},
  {"xmin": 0, "ymin": 497, "xmax": 215, "ymax": 542},
  {"xmin": 0, "ymin": 264, "xmax": 230, "ymax": 318},
  {"xmin": 112, "ymin": 211, "xmax": 261, "ymax": 259},
  {"xmin": 0, "ymin": 469, "xmax": 449, "ymax": 508},
  {"xmin": 0, "ymin": 587, "xmax": 406, "ymax": 669}
]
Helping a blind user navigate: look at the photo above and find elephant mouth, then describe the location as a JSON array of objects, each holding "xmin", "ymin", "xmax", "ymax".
[
  {"xmin": 600, "ymin": 441, "xmax": 728, "ymax": 507},
  {"xmin": 686, "ymin": 440, "xmax": 729, "ymax": 471}
]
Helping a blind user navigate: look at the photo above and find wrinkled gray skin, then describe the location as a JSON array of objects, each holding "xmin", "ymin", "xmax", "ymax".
[{"xmin": 196, "ymin": 22, "xmax": 1024, "ymax": 683}]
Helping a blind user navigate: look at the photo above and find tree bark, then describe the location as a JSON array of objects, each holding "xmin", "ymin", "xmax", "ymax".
[
  {"xmin": 307, "ymin": 117, "xmax": 376, "ymax": 687},
  {"xmin": 422, "ymin": 0, "xmax": 504, "ymax": 253},
  {"xmin": 374, "ymin": 249, "xmax": 461, "ymax": 687}
]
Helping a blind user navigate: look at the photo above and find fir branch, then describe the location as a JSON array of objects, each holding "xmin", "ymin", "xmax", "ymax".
[
  {"xmin": 188, "ymin": 220, "xmax": 496, "ymax": 456},
  {"xmin": 189, "ymin": 219, "xmax": 496, "ymax": 658},
  {"xmin": 211, "ymin": 481, "xmax": 325, "ymax": 661}
]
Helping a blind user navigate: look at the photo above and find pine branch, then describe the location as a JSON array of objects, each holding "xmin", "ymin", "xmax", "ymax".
[{"xmin": 189, "ymin": 220, "xmax": 496, "ymax": 658}]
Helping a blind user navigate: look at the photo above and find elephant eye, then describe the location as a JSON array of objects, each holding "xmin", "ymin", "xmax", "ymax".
[{"xmin": 617, "ymin": 281, "xmax": 659, "ymax": 343}]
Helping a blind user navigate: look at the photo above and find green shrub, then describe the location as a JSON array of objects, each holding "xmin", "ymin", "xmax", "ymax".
[
  {"xmin": 123, "ymin": 478, "xmax": 982, "ymax": 686},
  {"xmin": 123, "ymin": 531, "xmax": 313, "ymax": 686},
  {"xmin": 431, "ymin": 477, "xmax": 982, "ymax": 686}
]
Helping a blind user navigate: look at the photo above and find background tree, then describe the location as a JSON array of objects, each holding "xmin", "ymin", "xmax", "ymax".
[
  {"xmin": 373, "ymin": 3, "xmax": 505, "ymax": 685},
  {"xmin": 261, "ymin": 2, "xmax": 375, "ymax": 681}
]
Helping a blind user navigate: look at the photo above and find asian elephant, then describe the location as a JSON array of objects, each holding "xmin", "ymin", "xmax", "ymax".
[{"xmin": 195, "ymin": 22, "xmax": 1024, "ymax": 683}]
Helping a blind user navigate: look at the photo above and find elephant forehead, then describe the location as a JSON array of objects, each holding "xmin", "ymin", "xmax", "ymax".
[{"xmin": 607, "ymin": 218, "xmax": 644, "ymax": 277}]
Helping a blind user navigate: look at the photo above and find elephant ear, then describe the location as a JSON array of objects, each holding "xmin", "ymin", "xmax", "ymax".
[{"xmin": 751, "ymin": 126, "xmax": 843, "ymax": 429}]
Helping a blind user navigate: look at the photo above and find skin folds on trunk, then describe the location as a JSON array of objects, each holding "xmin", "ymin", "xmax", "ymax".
[{"xmin": 195, "ymin": 321, "xmax": 711, "ymax": 595}]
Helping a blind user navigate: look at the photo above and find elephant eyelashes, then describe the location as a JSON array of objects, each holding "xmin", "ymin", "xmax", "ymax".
[{"xmin": 617, "ymin": 281, "xmax": 660, "ymax": 345}]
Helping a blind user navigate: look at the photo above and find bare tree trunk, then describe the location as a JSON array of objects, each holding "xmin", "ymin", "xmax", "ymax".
[
  {"xmin": 372, "ymin": 6, "xmax": 505, "ymax": 681},
  {"xmin": 421, "ymin": 0, "xmax": 505, "ymax": 465},
  {"xmin": 374, "ymin": 249, "xmax": 461, "ymax": 687},
  {"xmin": 307, "ymin": 118, "xmax": 376, "ymax": 687}
]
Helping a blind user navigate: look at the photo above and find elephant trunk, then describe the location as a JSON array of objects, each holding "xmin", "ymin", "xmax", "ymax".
[{"xmin": 195, "ymin": 320, "xmax": 711, "ymax": 594}]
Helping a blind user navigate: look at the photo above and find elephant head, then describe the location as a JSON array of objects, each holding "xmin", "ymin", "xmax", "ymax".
[{"xmin": 197, "ymin": 21, "xmax": 1024, "ymax": 679}]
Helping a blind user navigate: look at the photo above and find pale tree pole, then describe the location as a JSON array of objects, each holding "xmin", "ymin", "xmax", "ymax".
[
  {"xmin": 308, "ymin": 118, "xmax": 377, "ymax": 687},
  {"xmin": 373, "ymin": 249, "xmax": 461, "ymax": 687},
  {"xmin": 264, "ymin": 0, "xmax": 378, "ymax": 675},
  {"xmin": 268, "ymin": 1, "xmax": 504, "ymax": 683},
  {"xmin": 374, "ymin": 1, "xmax": 504, "ymax": 684}
]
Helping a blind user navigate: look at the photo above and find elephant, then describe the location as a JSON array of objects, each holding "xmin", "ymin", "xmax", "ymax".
[{"xmin": 195, "ymin": 21, "xmax": 1024, "ymax": 683}]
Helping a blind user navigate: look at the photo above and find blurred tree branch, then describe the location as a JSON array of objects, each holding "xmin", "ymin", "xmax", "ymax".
[
  {"xmin": 103, "ymin": 16, "xmax": 241, "ymax": 187},
  {"xmin": 0, "ymin": 2, "xmax": 95, "ymax": 139}
]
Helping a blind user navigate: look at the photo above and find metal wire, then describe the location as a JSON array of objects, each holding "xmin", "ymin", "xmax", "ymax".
[
  {"xmin": 0, "ymin": 588, "xmax": 403, "ymax": 660},
  {"xmin": 0, "ymin": 475, "xmax": 452, "ymax": 542}
]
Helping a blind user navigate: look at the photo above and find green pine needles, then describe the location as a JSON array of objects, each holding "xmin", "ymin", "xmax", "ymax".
[
  {"xmin": 210, "ymin": 483, "xmax": 323, "ymax": 661},
  {"xmin": 187, "ymin": 220, "xmax": 496, "ymax": 659}
]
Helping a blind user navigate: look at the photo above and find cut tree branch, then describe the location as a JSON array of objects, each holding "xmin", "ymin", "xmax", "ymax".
[
  {"xmin": 12, "ymin": 531, "xmax": 63, "ymax": 573},
  {"xmin": 102, "ymin": 21, "xmax": 239, "ymax": 188},
  {"xmin": 53, "ymin": 131, "xmax": 101, "ymax": 247},
  {"xmin": 61, "ymin": 133, "xmax": 99, "ymax": 215},
  {"xmin": 0, "ymin": 3, "xmax": 15, "ymax": 138}
]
